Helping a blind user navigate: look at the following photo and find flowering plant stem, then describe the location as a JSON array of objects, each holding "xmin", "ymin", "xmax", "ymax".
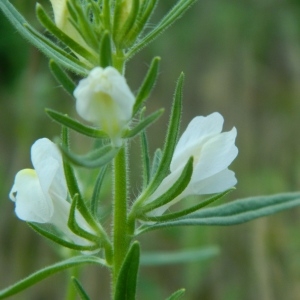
[{"xmin": 112, "ymin": 145, "xmax": 131, "ymax": 294}]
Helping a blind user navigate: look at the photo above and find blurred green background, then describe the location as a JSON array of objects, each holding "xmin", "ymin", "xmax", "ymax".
[{"xmin": 1, "ymin": 0, "xmax": 300, "ymax": 299}]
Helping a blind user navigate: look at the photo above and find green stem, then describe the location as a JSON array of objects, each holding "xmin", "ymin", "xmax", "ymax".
[{"xmin": 112, "ymin": 145, "xmax": 130, "ymax": 292}]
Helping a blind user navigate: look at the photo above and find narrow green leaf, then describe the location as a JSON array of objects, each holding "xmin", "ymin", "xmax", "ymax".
[
  {"xmin": 46, "ymin": 109, "xmax": 108, "ymax": 139},
  {"xmin": 127, "ymin": 0, "xmax": 198, "ymax": 59},
  {"xmin": 141, "ymin": 73, "xmax": 184, "ymax": 199},
  {"xmin": 115, "ymin": 0, "xmax": 140, "ymax": 47},
  {"xmin": 140, "ymin": 111, "xmax": 151, "ymax": 189},
  {"xmin": 60, "ymin": 143, "xmax": 119, "ymax": 168},
  {"xmin": 136, "ymin": 192, "xmax": 300, "ymax": 235},
  {"xmin": 129, "ymin": 75, "xmax": 183, "ymax": 222},
  {"xmin": 114, "ymin": 242, "xmax": 140, "ymax": 300},
  {"xmin": 68, "ymin": 195, "xmax": 101, "ymax": 244},
  {"xmin": 140, "ymin": 157, "xmax": 193, "ymax": 214},
  {"xmin": 91, "ymin": 165, "xmax": 108, "ymax": 216},
  {"xmin": 123, "ymin": 108, "xmax": 164, "ymax": 139},
  {"xmin": 28, "ymin": 223, "xmax": 99, "ymax": 252},
  {"xmin": 143, "ymin": 189, "xmax": 233, "ymax": 223},
  {"xmin": 36, "ymin": 3, "xmax": 97, "ymax": 63},
  {"xmin": 49, "ymin": 60, "xmax": 76, "ymax": 95},
  {"xmin": 75, "ymin": 192, "xmax": 106, "ymax": 237},
  {"xmin": 165, "ymin": 289, "xmax": 186, "ymax": 300},
  {"xmin": 150, "ymin": 148, "xmax": 162, "ymax": 180},
  {"xmin": 67, "ymin": 0, "xmax": 98, "ymax": 49},
  {"xmin": 112, "ymin": 0, "xmax": 123, "ymax": 36},
  {"xmin": 0, "ymin": 256, "xmax": 106, "ymax": 299},
  {"xmin": 141, "ymin": 247, "xmax": 219, "ymax": 266},
  {"xmin": 133, "ymin": 57, "xmax": 161, "ymax": 115},
  {"xmin": 71, "ymin": 277, "xmax": 90, "ymax": 300},
  {"xmin": 0, "ymin": 0, "xmax": 89, "ymax": 75},
  {"xmin": 99, "ymin": 31, "xmax": 113, "ymax": 67},
  {"xmin": 102, "ymin": 0, "xmax": 111, "ymax": 31},
  {"xmin": 61, "ymin": 127, "xmax": 83, "ymax": 200},
  {"xmin": 124, "ymin": 0, "xmax": 159, "ymax": 47}
]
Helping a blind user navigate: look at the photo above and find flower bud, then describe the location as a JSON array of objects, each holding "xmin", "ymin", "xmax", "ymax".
[
  {"xmin": 49, "ymin": 0, "xmax": 89, "ymax": 49},
  {"xmin": 74, "ymin": 66, "xmax": 135, "ymax": 147}
]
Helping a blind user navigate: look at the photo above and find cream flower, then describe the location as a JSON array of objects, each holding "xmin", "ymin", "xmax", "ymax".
[
  {"xmin": 9, "ymin": 138, "xmax": 96, "ymax": 249},
  {"xmin": 145, "ymin": 112, "xmax": 238, "ymax": 217},
  {"xmin": 74, "ymin": 66, "xmax": 135, "ymax": 147}
]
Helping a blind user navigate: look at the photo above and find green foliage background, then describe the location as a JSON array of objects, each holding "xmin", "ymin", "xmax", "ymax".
[{"xmin": 1, "ymin": 0, "xmax": 300, "ymax": 299}]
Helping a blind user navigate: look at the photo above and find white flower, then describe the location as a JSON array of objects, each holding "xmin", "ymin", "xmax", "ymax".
[
  {"xmin": 9, "ymin": 138, "xmax": 96, "ymax": 249},
  {"xmin": 74, "ymin": 66, "xmax": 135, "ymax": 147},
  {"xmin": 144, "ymin": 112, "xmax": 238, "ymax": 217}
]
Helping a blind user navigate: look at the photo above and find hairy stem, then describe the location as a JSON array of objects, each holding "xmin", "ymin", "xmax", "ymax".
[{"xmin": 112, "ymin": 145, "xmax": 130, "ymax": 294}]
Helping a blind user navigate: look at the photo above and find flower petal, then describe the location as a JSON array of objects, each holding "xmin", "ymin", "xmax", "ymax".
[
  {"xmin": 192, "ymin": 127, "xmax": 238, "ymax": 181},
  {"xmin": 188, "ymin": 168, "xmax": 237, "ymax": 195},
  {"xmin": 171, "ymin": 113, "xmax": 224, "ymax": 171},
  {"xmin": 9, "ymin": 169, "xmax": 53, "ymax": 223},
  {"xmin": 31, "ymin": 138, "xmax": 68, "ymax": 201}
]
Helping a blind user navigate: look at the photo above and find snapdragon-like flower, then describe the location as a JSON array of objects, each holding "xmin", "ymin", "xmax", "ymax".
[
  {"xmin": 145, "ymin": 112, "xmax": 238, "ymax": 217},
  {"xmin": 9, "ymin": 138, "xmax": 97, "ymax": 249},
  {"xmin": 74, "ymin": 66, "xmax": 135, "ymax": 147}
]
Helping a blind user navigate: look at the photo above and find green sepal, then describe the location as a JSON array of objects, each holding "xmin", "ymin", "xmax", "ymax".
[
  {"xmin": 114, "ymin": 242, "xmax": 140, "ymax": 300},
  {"xmin": 165, "ymin": 289, "xmax": 186, "ymax": 300},
  {"xmin": 91, "ymin": 165, "xmax": 108, "ymax": 216},
  {"xmin": 46, "ymin": 109, "xmax": 108, "ymax": 138},
  {"xmin": 74, "ymin": 192, "xmax": 107, "ymax": 238},
  {"xmin": 150, "ymin": 148, "xmax": 162, "ymax": 180},
  {"xmin": 123, "ymin": 108, "xmax": 164, "ymax": 139},
  {"xmin": 140, "ymin": 157, "xmax": 193, "ymax": 214},
  {"xmin": 0, "ymin": 256, "xmax": 107, "ymax": 299},
  {"xmin": 99, "ymin": 31, "xmax": 113, "ymax": 67},
  {"xmin": 59, "ymin": 143, "xmax": 120, "ymax": 168},
  {"xmin": 142, "ymin": 189, "xmax": 233, "ymax": 223},
  {"xmin": 68, "ymin": 195, "xmax": 101, "ymax": 244},
  {"xmin": 140, "ymin": 111, "xmax": 151, "ymax": 189},
  {"xmin": 0, "ymin": 0, "xmax": 89, "ymax": 76},
  {"xmin": 128, "ymin": 0, "xmax": 198, "ymax": 59},
  {"xmin": 61, "ymin": 127, "xmax": 84, "ymax": 200},
  {"xmin": 35, "ymin": 3, "xmax": 97, "ymax": 63},
  {"xmin": 28, "ymin": 223, "xmax": 99, "ymax": 252},
  {"xmin": 71, "ymin": 277, "xmax": 90, "ymax": 300},
  {"xmin": 49, "ymin": 60, "xmax": 76, "ymax": 95},
  {"xmin": 114, "ymin": 0, "xmax": 140, "ymax": 48},
  {"xmin": 124, "ymin": 0, "xmax": 159, "ymax": 47},
  {"xmin": 67, "ymin": 0, "xmax": 99, "ymax": 50},
  {"xmin": 89, "ymin": 1, "xmax": 102, "ymax": 29},
  {"xmin": 136, "ymin": 192, "xmax": 300, "ymax": 235},
  {"xmin": 141, "ymin": 246, "xmax": 219, "ymax": 266},
  {"xmin": 102, "ymin": 0, "xmax": 111, "ymax": 30},
  {"xmin": 133, "ymin": 57, "xmax": 161, "ymax": 115}
]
